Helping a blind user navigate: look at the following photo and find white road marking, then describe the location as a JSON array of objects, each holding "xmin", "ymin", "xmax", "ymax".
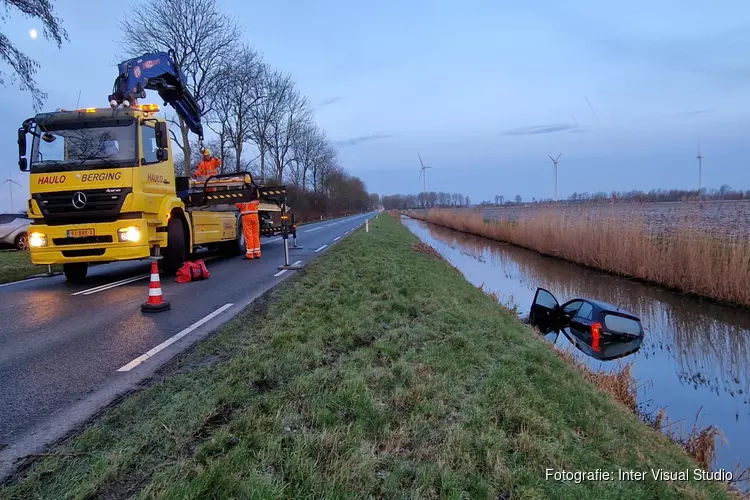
[
  {"xmin": 304, "ymin": 226, "xmax": 324, "ymax": 233},
  {"xmin": 314, "ymin": 244, "xmax": 328, "ymax": 253},
  {"xmin": 274, "ymin": 260, "xmax": 303, "ymax": 277},
  {"xmin": 344, "ymin": 230, "xmax": 350, "ymax": 235},
  {"xmin": 326, "ymin": 223, "xmax": 337, "ymax": 227},
  {"xmin": 0, "ymin": 277, "xmax": 42, "ymax": 288},
  {"xmin": 71, "ymin": 274, "xmax": 150, "ymax": 296},
  {"xmin": 117, "ymin": 303, "xmax": 234, "ymax": 372},
  {"xmin": 334, "ymin": 237, "xmax": 341, "ymax": 241},
  {"xmin": 267, "ymin": 237, "xmax": 281, "ymax": 243}
]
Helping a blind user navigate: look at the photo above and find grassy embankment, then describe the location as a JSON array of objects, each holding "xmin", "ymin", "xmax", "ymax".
[
  {"xmin": 408, "ymin": 207, "xmax": 750, "ymax": 308},
  {"xmin": 0, "ymin": 251, "xmax": 60, "ymax": 284},
  {"xmin": 1, "ymin": 214, "xmax": 734, "ymax": 499}
]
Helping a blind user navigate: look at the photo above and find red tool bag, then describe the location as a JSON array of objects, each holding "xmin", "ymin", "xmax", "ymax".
[{"xmin": 175, "ymin": 259, "xmax": 211, "ymax": 283}]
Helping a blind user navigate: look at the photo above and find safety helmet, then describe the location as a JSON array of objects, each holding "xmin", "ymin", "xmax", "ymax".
[{"xmin": 202, "ymin": 148, "xmax": 211, "ymax": 157}]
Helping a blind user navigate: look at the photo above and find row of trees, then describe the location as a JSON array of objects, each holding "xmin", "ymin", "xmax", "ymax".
[
  {"xmin": 476, "ymin": 186, "xmax": 748, "ymax": 207},
  {"xmin": 119, "ymin": 0, "xmax": 377, "ymax": 219},
  {"xmin": 381, "ymin": 192, "xmax": 472, "ymax": 210}
]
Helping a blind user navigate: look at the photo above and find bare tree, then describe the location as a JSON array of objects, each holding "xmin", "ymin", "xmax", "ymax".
[
  {"xmin": 311, "ymin": 142, "xmax": 337, "ymax": 193},
  {"xmin": 212, "ymin": 46, "xmax": 264, "ymax": 173},
  {"xmin": 1, "ymin": 0, "xmax": 68, "ymax": 110},
  {"xmin": 247, "ymin": 67, "xmax": 288, "ymax": 181},
  {"xmin": 119, "ymin": 0, "xmax": 241, "ymax": 168},
  {"xmin": 267, "ymin": 80, "xmax": 311, "ymax": 182}
]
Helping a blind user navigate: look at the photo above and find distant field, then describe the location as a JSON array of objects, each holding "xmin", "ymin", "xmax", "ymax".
[{"xmin": 473, "ymin": 200, "xmax": 750, "ymax": 238}]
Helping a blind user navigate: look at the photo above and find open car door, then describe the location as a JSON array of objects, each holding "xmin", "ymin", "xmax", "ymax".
[{"xmin": 529, "ymin": 287, "xmax": 561, "ymax": 334}]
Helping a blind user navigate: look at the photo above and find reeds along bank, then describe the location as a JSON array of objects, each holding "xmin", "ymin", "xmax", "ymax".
[{"xmin": 408, "ymin": 207, "xmax": 750, "ymax": 308}]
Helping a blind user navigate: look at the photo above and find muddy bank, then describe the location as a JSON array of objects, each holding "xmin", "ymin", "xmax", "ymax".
[{"xmin": 403, "ymin": 216, "xmax": 750, "ymax": 480}]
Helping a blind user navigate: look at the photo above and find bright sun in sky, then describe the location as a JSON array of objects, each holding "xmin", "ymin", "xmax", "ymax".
[{"xmin": 29, "ymin": 28, "xmax": 37, "ymax": 39}]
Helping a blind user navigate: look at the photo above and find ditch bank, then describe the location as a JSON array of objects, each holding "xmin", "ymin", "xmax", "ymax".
[
  {"xmin": 0, "ymin": 214, "xmax": 735, "ymax": 499},
  {"xmin": 407, "ymin": 207, "xmax": 750, "ymax": 308},
  {"xmin": 402, "ymin": 214, "xmax": 750, "ymax": 493}
]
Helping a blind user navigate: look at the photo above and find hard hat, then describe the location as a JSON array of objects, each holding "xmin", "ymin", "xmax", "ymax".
[{"xmin": 202, "ymin": 148, "xmax": 211, "ymax": 156}]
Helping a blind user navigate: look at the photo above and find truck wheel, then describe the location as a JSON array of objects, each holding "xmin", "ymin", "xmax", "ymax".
[
  {"xmin": 162, "ymin": 217, "xmax": 186, "ymax": 275},
  {"xmin": 63, "ymin": 263, "xmax": 88, "ymax": 283},
  {"xmin": 14, "ymin": 233, "xmax": 29, "ymax": 251},
  {"xmin": 224, "ymin": 213, "xmax": 246, "ymax": 256}
]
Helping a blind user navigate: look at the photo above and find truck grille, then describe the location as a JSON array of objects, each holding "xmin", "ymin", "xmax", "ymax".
[
  {"xmin": 34, "ymin": 188, "xmax": 131, "ymax": 224},
  {"xmin": 52, "ymin": 236, "xmax": 113, "ymax": 246}
]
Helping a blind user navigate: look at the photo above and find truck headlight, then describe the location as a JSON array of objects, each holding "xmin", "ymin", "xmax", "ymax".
[
  {"xmin": 118, "ymin": 226, "xmax": 141, "ymax": 242},
  {"xmin": 29, "ymin": 232, "xmax": 47, "ymax": 247}
]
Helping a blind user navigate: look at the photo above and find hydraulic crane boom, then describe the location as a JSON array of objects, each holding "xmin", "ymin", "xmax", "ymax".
[{"xmin": 108, "ymin": 49, "xmax": 204, "ymax": 140}]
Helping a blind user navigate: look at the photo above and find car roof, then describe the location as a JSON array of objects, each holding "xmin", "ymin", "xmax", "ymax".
[{"xmin": 584, "ymin": 298, "xmax": 638, "ymax": 319}]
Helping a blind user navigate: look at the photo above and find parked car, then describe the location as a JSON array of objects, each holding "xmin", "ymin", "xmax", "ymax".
[
  {"xmin": 528, "ymin": 287, "xmax": 645, "ymax": 359},
  {"xmin": 0, "ymin": 213, "xmax": 30, "ymax": 250}
]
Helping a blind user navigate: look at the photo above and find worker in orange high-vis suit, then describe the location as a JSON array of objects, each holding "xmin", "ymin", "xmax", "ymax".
[
  {"xmin": 235, "ymin": 199, "xmax": 261, "ymax": 259},
  {"xmin": 194, "ymin": 148, "xmax": 221, "ymax": 180}
]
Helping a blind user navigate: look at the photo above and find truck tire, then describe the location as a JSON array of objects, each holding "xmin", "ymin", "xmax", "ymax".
[
  {"xmin": 14, "ymin": 233, "xmax": 29, "ymax": 251},
  {"xmin": 162, "ymin": 217, "xmax": 186, "ymax": 275},
  {"xmin": 63, "ymin": 263, "xmax": 88, "ymax": 283},
  {"xmin": 224, "ymin": 213, "xmax": 246, "ymax": 256}
]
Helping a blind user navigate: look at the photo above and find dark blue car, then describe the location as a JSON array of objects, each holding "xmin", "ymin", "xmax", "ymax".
[{"xmin": 528, "ymin": 287, "xmax": 645, "ymax": 361}]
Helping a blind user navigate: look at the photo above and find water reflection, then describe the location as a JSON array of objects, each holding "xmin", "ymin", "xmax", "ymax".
[{"xmin": 403, "ymin": 216, "xmax": 750, "ymax": 473}]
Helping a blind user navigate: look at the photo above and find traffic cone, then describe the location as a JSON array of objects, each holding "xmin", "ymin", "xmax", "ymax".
[{"xmin": 141, "ymin": 260, "xmax": 170, "ymax": 313}]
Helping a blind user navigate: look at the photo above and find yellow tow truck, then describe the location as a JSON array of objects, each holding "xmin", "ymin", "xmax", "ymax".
[
  {"xmin": 17, "ymin": 104, "xmax": 291, "ymax": 282},
  {"xmin": 16, "ymin": 50, "xmax": 296, "ymax": 282}
]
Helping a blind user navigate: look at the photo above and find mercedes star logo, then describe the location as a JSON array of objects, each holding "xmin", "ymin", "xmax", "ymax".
[{"xmin": 71, "ymin": 191, "xmax": 87, "ymax": 209}]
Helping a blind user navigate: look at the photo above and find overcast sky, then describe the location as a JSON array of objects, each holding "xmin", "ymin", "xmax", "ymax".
[{"xmin": 1, "ymin": 0, "xmax": 749, "ymax": 211}]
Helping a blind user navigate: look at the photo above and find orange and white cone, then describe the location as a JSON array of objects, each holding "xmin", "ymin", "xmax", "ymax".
[{"xmin": 141, "ymin": 260, "xmax": 170, "ymax": 313}]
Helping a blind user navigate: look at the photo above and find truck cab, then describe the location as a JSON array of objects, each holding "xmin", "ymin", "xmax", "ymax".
[{"xmin": 18, "ymin": 105, "xmax": 201, "ymax": 281}]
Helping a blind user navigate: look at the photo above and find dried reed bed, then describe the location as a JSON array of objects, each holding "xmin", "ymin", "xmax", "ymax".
[{"xmin": 411, "ymin": 207, "xmax": 750, "ymax": 308}]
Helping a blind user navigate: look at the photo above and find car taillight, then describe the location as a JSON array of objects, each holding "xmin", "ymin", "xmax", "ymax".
[{"xmin": 591, "ymin": 322, "xmax": 602, "ymax": 352}]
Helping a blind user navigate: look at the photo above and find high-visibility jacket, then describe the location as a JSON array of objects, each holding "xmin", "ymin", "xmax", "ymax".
[
  {"xmin": 236, "ymin": 200, "xmax": 260, "ymax": 215},
  {"xmin": 195, "ymin": 157, "xmax": 221, "ymax": 178}
]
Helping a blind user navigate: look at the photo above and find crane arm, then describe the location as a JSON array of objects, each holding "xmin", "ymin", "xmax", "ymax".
[{"xmin": 108, "ymin": 50, "xmax": 204, "ymax": 140}]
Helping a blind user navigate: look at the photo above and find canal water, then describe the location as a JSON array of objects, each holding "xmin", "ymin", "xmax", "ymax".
[{"xmin": 402, "ymin": 216, "xmax": 750, "ymax": 477}]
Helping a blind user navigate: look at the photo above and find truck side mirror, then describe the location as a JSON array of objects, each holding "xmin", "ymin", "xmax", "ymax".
[
  {"xmin": 156, "ymin": 148, "xmax": 168, "ymax": 162},
  {"xmin": 17, "ymin": 128, "xmax": 26, "ymax": 156},
  {"xmin": 17, "ymin": 128, "xmax": 27, "ymax": 171},
  {"xmin": 155, "ymin": 122, "xmax": 169, "ymax": 149}
]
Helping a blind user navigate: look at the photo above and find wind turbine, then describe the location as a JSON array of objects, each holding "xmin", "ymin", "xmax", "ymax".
[
  {"xmin": 2, "ymin": 176, "xmax": 22, "ymax": 213},
  {"xmin": 696, "ymin": 145, "xmax": 703, "ymax": 201},
  {"xmin": 548, "ymin": 154, "xmax": 561, "ymax": 201},
  {"xmin": 418, "ymin": 153, "xmax": 432, "ymax": 207}
]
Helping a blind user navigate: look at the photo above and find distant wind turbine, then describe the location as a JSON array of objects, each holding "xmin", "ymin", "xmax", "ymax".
[
  {"xmin": 418, "ymin": 153, "xmax": 432, "ymax": 205},
  {"xmin": 696, "ymin": 145, "xmax": 703, "ymax": 201},
  {"xmin": 2, "ymin": 176, "xmax": 22, "ymax": 212},
  {"xmin": 548, "ymin": 154, "xmax": 561, "ymax": 202}
]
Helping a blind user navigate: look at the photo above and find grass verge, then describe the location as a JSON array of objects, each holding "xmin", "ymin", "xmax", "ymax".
[
  {"xmin": 0, "ymin": 214, "xmax": 735, "ymax": 499},
  {"xmin": 0, "ymin": 251, "xmax": 61, "ymax": 284},
  {"xmin": 408, "ymin": 208, "xmax": 750, "ymax": 308}
]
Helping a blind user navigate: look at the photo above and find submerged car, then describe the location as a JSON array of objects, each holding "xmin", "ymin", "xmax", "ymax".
[
  {"xmin": 528, "ymin": 287, "xmax": 645, "ymax": 361},
  {"xmin": 0, "ymin": 213, "xmax": 30, "ymax": 250}
]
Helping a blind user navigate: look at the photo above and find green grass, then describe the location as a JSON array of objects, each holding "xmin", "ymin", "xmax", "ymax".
[
  {"xmin": 0, "ymin": 251, "xmax": 60, "ymax": 284},
  {"xmin": 0, "ymin": 215, "xmax": 732, "ymax": 499}
]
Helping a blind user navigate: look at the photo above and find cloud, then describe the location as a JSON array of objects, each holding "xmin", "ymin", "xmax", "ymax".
[
  {"xmin": 502, "ymin": 123, "xmax": 581, "ymax": 136},
  {"xmin": 332, "ymin": 133, "xmax": 397, "ymax": 147},
  {"xmin": 631, "ymin": 109, "xmax": 711, "ymax": 122},
  {"xmin": 317, "ymin": 97, "xmax": 340, "ymax": 107}
]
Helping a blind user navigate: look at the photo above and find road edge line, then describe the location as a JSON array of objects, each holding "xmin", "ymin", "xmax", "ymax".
[{"xmin": 117, "ymin": 303, "xmax": 234, "ymax": 372}]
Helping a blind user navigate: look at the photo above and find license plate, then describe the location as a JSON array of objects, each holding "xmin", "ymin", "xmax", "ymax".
[{"xmin": 67, "ymin": 228, "xmax": 95, "ymax": 238}]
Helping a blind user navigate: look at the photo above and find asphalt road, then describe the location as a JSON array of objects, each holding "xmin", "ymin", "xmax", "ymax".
[{"xmin": 0, "ymin": 212, "xmax": 375, "ymax": 475}]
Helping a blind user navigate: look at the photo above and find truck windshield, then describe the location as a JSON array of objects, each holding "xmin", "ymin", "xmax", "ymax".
[{"xmin": 30, "ymin": 118, "xmax": 137, "ymax": 172}]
